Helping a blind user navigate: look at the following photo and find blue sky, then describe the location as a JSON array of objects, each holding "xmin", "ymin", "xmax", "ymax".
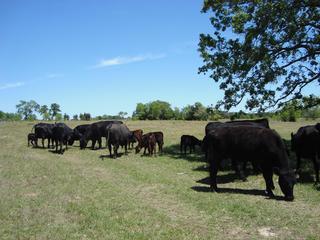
[
  {"xmin": 0, "ymin": 0, "xmax": 225, "ymax": 116},
  {"xmin": 1, "ymin": 1, "xmax": 317, "ymax": 117}
]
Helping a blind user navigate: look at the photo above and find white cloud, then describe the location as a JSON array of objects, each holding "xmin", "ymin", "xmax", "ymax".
[
  {"xmin": 0, "ymin": 82, "xmax": 25, "ymax": 90},
  {"xmin": 46, "ymin": 73, "xmax": 64, "ymax": 79},
  {"xmin": 91, "ymin": 53, "xmax": 166, "ymax": 69}
]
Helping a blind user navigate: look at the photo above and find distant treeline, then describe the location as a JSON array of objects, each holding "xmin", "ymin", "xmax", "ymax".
[
  {"xmin": 1, "ymin": 98, "xmax": 319, "ymax": 122},
  {"xmin": 132, "ymin": 100, "xmax": 320, "ymax": 122}
]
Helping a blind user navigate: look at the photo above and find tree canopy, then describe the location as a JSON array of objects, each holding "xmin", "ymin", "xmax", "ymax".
[
  {"xmin": 199, "ymin": 0, "xmax": 320, "ymax": 112},
  {"xmin": 16, "ymin": 100, "xmax": 40, "ymax": 120}
]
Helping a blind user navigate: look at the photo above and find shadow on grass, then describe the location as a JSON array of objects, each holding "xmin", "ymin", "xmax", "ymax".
[
  {"xmin": 48, "ymin": 149, "xmax": 65, "ymax": 155},
  {"xmin": 99, "ymin": 152, "xmax": 125, "ymax": 159},
  {"xmin": 162, "ymin": 144, "xmax": 205, "ymax": 162},
  {"xmin": 197, "ymin": 174, "xmax": 240, "ymax": 185},
  {"xmin": 191, "ymin": 186, "xmax": 285, "ymax": 201}
]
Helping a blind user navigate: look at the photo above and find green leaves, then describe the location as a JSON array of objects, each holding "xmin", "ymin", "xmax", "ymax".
[{"xmin": 199, "ymin": 0, "xmax": 320, "ymax": 112}]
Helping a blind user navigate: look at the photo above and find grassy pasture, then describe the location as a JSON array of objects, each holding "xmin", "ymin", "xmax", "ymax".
[{"xmin": 0, "ymin": 120, "xmax": 319, "ymax": 240}]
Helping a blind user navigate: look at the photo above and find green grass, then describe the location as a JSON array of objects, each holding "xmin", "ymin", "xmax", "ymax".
[{"xmin": 1, "ymin": 120, "xmax": 320, "ymax": 239}]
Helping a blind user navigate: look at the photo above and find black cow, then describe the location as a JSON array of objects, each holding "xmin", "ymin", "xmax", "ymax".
[
  {"xmin": 150, "ymin": 131, "xmax": 164, "ymax": 153},
  {"xmin": 204, "ymin": 118, "xmax": 270, "ymax": 174},
  {"xmin": 291, "ymin": 125, "xmax": 320, "ymax": 184},
  {"xmin": 33, "ymin": 123, "xmax": 55, "ymax": 148},
  {"xmin": 180, "ymin": 135, "xmax": 202, "ymax": 154},
  {"xmin": 106, "ymin": 123, "xmax": 132, "ymax": 158},
  {"xmin": 80, "ymin": 121, "xmax": 123, "ymax": 150},
  {"xmin": 70, "ymin": 124, "xmax": 90, "ymax": 146},
  {"xmin": 135, "ymin": 133, "xmax": 157, "ymax": 156},
  {"xmin": 52, "ymin": 123, "xmax": 74, "ymax": 154},
  {"xmin": 205, "ymin": 118, "xmax": 270, "ymax": 135},
  {"xmin": 27, "ymin": 133, "xmax": 36, "ymax": 147},
  {"xmin": 203, "ymin": 126, "xmax": 296, "ymax": 201}
]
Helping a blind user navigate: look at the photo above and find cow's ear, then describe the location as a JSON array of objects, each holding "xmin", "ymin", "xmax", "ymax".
[{"xmin": 273, "ymin": 167, "xmax": 280, "ymax": 176}]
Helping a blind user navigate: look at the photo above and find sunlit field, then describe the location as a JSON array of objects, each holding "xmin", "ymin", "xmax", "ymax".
[{"xmin": 0, "ymin": 120, "xmax": 319, "ymax": 239}]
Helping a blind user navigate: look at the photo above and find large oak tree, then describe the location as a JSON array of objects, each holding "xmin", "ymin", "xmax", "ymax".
[{"xmin": 199, "ymin": 0, "xmax": 320, "ymax": 111}]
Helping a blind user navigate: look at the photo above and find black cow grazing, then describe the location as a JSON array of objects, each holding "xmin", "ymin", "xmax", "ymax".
[
  {"xmin": 135, "ymin": 133, "xmax": 157, "ymax": 156},
  {"xmin": 291, "ymin": 125, "xmax": 320, "ymax": 184},
  {"xmin": 204, "ymin": 118, "xmax": 270, "ymax": 174},
  {"xmin": 180, "ymin": 135, "xmax": 202, "ymax": 154},
  {"xmin": 33, "ymin": 123, "xmax": 55, "ymax": 148},
  {"xmin": 128, "ymin": 129, "xmax": 143, "ymax": 149},
  {"xmin": 150, "ymin": 131, "xmax": 164, "ymax": 153},
  {"xmin": 80, "ymin": 121, "xmax": 123, "ymax": 150},
  {"xmin": 204, "ymin": 126, "xmax": 296, "ymax": 201},
  {"xmin": 52, "ymin": 123, "xmax": 74, "ymax": 154},
  {"xmin": 27, "ymin": 133, "xmax": 36, "ymax": 147},
  {"xmin": 70, "ymin": 124, "xmax": 90, "ymax": 146},
  {"xmin": 205, "ymin": 118, "xmax": 270, "ymax": 135},
  {"xmin": 106, "ymin": 123, "xmax": 132, "ymax": 158}
]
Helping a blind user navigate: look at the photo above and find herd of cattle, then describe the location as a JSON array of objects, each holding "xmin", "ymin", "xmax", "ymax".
[
  {"xmin": 27, "ymin": 119, "xmax": 320, "ymax": 201},
  {"xmin": 27, "ymin": 121, "xmax": 164, "ymax": 157}
]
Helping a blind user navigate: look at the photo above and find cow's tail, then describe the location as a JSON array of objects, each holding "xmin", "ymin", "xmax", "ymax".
[{"xmin": 106, "ymin": 126, "xmax": 111, "ymax": 146}]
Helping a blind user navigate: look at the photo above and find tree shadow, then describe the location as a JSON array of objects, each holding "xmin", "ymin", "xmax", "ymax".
[
  {"xmin": 191, "ymin": 186, "xmax": 285, "ymax": 201},
  {"xmin": 162, "ymin": 144, "xmax": 205, "ymax": 162}
]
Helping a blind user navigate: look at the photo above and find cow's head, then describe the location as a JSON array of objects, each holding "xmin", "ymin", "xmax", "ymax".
[
  {"xmin": 79, "ymin": 136, "xmax": 88, "ymax": 149},
  {"xmin": 135, "ymin": 145, "xmax": 141, "ymax": 154},
  {"xmin": 67, "ymin": 132, "xmax": 75, "ymax": 146},
  {"xmin": 278, "ymin": 171, "xmax": 296, "ymax": 201}
]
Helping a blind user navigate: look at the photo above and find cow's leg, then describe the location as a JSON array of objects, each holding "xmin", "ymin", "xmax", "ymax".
[
  {"xmin": 98, "ymin": 138, "xmax": 102, "ymax": 149},
  {"xmin": 143, "ymin": 147, "xmax": 147, "ymax": 155},
  {"xmin": 209, "ymin": 160, "xmax": 218, "ymax": 192},
  {"xmin": 124, "ymin": 144, "xmax": 128, "ymax": 155},
  {"xmin": 296, "ymin": 154, "xmax": 301, "ymax": 175},
  {"xmin": 189, "ymin": 145, "xmax": 192, "ymax": 154},
  {"xmin": 65, "ymin": 139, "xmax": 68, "ymax": 150},
  {"xmin": 208, "ymin": 147, "xmax": 219, "ymax": 192},
  {"xmin": 55, "ymin": 140, "xmax": 58, "ymax": 153},
  {"xmin": 150, "ymin": 144, "xmax": 153, "ymax": 155},
  {"xmin": 42, "ymin": 138, "xmax": 45, "ymax": 148},
  {"xmin": 312, "ymin": 154, "xmax": 319, "ymax": 183},
  {"xmin": 92, "ymin": 140, "xmax": 96, "ymax": 150},
  {"xmin": 60, "ymin": 141, "xmax": 63, "ymax": 154},
  {"xmin": 113, "ymin": 144, "xmax": 119, "ymax": 158},
  {"xmin": 234, "ymin": 160, "xmax": 247, "ymax": 181},
  {"xmin": 180, "ymin": 143, "xmax": 183, "ymax": 154},
  {"xmin": 35, "ymin": 137, "xmax": 38, "ymax": 147},
  {"xmin": 108, "ymin": 143, "xmax": 112, "ymax": 158},
  {"xmin": 263, "ymin": 170, "xmax": 275, "ymax": 197}
]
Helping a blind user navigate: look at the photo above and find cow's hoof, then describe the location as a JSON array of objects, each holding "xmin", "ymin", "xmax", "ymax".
[
  {"xmin": 265, "ymin": 190, "xmax": 275, "ymax": 198},
  {"xmin": 284, "ymin": 195, "xmax": 294, "ymax": 201},
  {"xmin": 210, "ymin": 186, "xmax": 219, "ymax": 193}
]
